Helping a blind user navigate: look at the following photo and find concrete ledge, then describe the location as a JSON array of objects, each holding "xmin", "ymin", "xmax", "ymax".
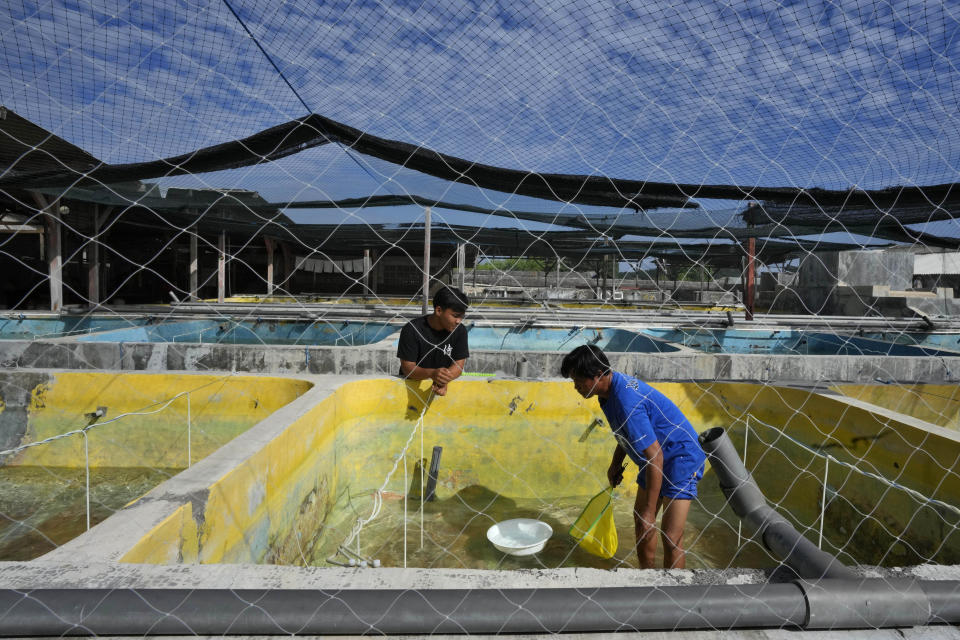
[
  {"xmin": 4, "ymin": 340, "xmax": 960, "ymax": 383},
  {"xmin": 5, "ymin": 560, "xmax": 959, "ymax": 590}
]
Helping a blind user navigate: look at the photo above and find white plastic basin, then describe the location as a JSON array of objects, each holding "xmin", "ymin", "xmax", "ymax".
[{"xmin": 486, "ymin": 518, "xmax": 553, "ymax": 556}]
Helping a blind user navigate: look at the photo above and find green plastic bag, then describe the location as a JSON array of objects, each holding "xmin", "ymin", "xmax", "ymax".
[{"xmin": 569, "ymin": 486, "xmax": 618, "ymax": 558}]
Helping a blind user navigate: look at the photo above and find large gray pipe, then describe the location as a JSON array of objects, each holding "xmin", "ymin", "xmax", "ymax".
[
  {"xmin": 698, "ymin": 426, "xmax": 856, "ymax": 580},
  {"xmin": 0, "ymin": 581, "xmax": 955, "ymax": 635}
]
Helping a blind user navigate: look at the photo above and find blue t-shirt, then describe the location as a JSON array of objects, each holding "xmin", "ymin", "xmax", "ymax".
[{"xmin": 599, "ymin": 372, "xmax": 705, "ymax": 470}]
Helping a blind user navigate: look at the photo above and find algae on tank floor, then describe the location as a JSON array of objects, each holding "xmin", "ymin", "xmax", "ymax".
[{"xmin": 0, "ymin": 466, "xmax": 179, "ymax": 560}]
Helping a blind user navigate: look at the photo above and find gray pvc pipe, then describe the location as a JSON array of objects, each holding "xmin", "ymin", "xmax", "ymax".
[
  {"xmin": 698, "ymin": 426, "xmax": 856, "ymax": 580},
  {"xmin": 0, "ymin": 585, "xmax": 809, "ymax": 635},
  {"xmin": 0, "ymin": 580, "xmax": 956, "ymax": 635}
]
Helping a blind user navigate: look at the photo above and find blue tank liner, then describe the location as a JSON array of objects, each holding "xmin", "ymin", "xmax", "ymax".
[
  {"xmin": 462, "ymin": 325, "xmax": 680, "ymax": 353},
  {"xmin": 0, "ymin": 316, "xmax": 148, "ymax": 340},
  {"xmin": 640, "ymin": 327, "xmax": 960, "ymax": 357},
  {"xmin": 855, "ymin": 331, "xmax": 960, "ymax": 355},
  {"xmin": 77, "ymin": 319, "xmax": 399, "ymax": 346}
]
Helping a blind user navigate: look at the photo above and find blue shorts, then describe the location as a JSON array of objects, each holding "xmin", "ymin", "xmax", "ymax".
[{"xmin": 636, "ymin": 453, "xmax": 704, "ymax": 500}]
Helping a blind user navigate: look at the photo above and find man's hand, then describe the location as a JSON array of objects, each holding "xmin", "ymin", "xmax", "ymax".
[
  {"xmin": 607, "ymin": 461, "xmax": 626, "ymax": 487},
  {"xmin": 432, "ymin": 382, "xmax": 448, "ymax": 396},
  {"xmin": 432, "ymin": 366, "xmax": 457, "ymax": 386}
]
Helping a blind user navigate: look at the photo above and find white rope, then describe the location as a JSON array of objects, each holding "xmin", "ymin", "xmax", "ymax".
[{"xmin": 333, "ymin": 387, "xmax": 434, "ymax": 564}]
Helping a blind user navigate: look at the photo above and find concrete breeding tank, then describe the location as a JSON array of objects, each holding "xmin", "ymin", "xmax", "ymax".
[
  {"xmin": 0, "ymin": 371, "xmax": 312, "ymax": 559},
  {"xmin": 84, "ymin": 378, "xmax": 960, "ymax": 570}
]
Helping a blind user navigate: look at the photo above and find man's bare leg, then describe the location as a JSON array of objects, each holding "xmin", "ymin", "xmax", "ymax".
[
  {"xmin": 633, "ymin": 486, "xmax": 662, "ymax": 569},
  {"xmin": 659, "ymin": 498, "xmax": 692, "ymax": 569}
]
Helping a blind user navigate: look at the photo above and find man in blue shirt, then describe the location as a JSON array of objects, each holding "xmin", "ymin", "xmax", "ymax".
[{"xmin": 561, "ymin": 344, "xmax": 706, "ymax": 569}]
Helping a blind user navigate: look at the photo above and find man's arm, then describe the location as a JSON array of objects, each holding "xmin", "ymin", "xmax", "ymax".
[
  {"xmin": 400, "ymin": 358, "xmax": 466, "ymax": 386},
  {"xmin": 399, "ymin": 360, "xmax": 438, "ymax": 381}
]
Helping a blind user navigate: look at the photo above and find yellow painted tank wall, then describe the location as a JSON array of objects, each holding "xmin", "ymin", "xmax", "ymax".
[
  {"xmin": 707, "ymin": 382, "xmax": 960, "ymax": 564},
  {"xmin": 831, "ymin": 383, "xmax": 960, "ymax": 431},
  {"xmin": 121, "ymin": 378, "xmax": 960, "ymax": 566},
  {"xmin": 710, "ymin": 382, "xmax": 960, "ymax": 503},
  {"xmin": 7, "ymin": 373, "xmax": 312, "ymax": 468}
]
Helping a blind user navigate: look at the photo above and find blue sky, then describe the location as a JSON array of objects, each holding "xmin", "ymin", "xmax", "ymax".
[{"xmin": 1, "ymin": 0, "xmax": 958, "ymax": 242}]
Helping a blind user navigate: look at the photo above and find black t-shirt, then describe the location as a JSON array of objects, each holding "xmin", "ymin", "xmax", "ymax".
[{"xmin": 396, "ymin": 315, "xmax": 469, "ymax": 372}]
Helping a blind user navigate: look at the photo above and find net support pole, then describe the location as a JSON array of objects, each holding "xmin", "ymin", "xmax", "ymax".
[
  {"xmin": 422, "ymin": 207, "xmax": 431, "ymax": 315},
  {"xmin": 265, "ymin": 237, "xmax": 275, "ymax": 295},
  {"xmin": 456, "ymin": 243, "xmax": 466, "ymax": 290},
  {"xmin": 363, "ymin": 249, "xmax": 372, "ymax": 294},
  {"xmin": 32, "ymin": 193, "xmax": 62, "ymax": 312},
  {"xmin": 88, "ymin": 204, "xmax": 101, "ymax": 308},
  {"xmin": 47, "ymin": 202, "xmax": 62, "ymax": 313},
  {"xmin": 281, "ymin": 242, "xmax": 293, "ymax": 293},
  {"xmin": 189, "ymin": 226, "xmax": 198, "ymax": 301},
  {"xmin": 744, "ymin": 236, "xmax": 756, "ymax": 321},
  {"xmin": 217, "ymin": 230, "xmax": 226, "ymax": 304}
]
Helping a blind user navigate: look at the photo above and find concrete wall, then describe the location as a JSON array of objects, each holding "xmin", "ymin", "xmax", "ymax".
[
  {"xmin": 770, "ymin": 249, "xmax": 954, "ymax": 317},
  {"xmin": 4, "ymin": 338, "xmax": 960, "ymax": 384}
]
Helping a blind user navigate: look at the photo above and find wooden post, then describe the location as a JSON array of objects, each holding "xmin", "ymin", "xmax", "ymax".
[
  {"xmin": 422, "ymin": 207, "xmax": 431, "ymax": 315},
  {"xmin": 189, "ymin": 226, "xmax": 198, "ymax": 301},
  {"xmin": 265, "ymin": 237, "xmax": 275, "ymax": 295},
  {"xmin": 744, "ymin": 236, "xmax": 756, "ymax": 321},
  {"xmin": 217, "ymin": 230, "xmax": 226, "ymax": 304}
]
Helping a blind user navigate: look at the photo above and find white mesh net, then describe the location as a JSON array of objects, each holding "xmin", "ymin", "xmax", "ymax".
[{"xmin": 1, "ymin": 0, "xmax": 960, "ymax": 634}]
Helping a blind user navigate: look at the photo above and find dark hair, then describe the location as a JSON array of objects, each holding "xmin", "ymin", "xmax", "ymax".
[
  {"xmin": 561, "ymin": 344, "xmax": 611, "ymax": 378},
  {"xmin": 433, "ymin": 286, "xmax": 469, "ymax": 313}
]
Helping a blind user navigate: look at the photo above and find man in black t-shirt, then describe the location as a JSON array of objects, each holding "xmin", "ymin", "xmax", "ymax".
[{"xmin": 397, "ymin": 287, "xmax": 469, "ymax": 396}]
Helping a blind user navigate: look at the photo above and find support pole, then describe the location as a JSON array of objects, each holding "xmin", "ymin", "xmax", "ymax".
[
  {"xmin": 369, "ymin": 249, "xmax": 378, "ymax": 295},
  {"xmin": 33, "ymin": 193, "xmax": 62, "ymax": 312},
  {"xmin": 655, "ymin": 259, "xmax": 662, "ymax": 303},
  {"xmin": 422, "ymin": 207, "xmax": 432, "ymax": 315},
  {"xmin": 217, "ymin": 230, "xmax": 226, "ymax": 304},
  {"xmin": 363, "ymin": 248, "xmax": 372, "ymax": 294},
  {"xmin": 88, "ymin": 205, "xmax": 101, "ymax": 308},
  {"xmin": 744, "ymin": 236, "xmax": 756, "ymax": 321},
  {"xmin": 455, "ymin": 243, "xmax": 466, "ymax": 291},
  {"xmin": 189, "ymin": 226, "xmax": 199, "ymax": 301},
  {"xmin": 601, "ymin": 256, "xmax": 607, "ymax": 300},
  {"xmin": 265, "ymin": 237, "xmax": 275, "ymax": 295},
  {"xmin": 280, "ymin": 242, "xmax": 293, "ymax": 294}
]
